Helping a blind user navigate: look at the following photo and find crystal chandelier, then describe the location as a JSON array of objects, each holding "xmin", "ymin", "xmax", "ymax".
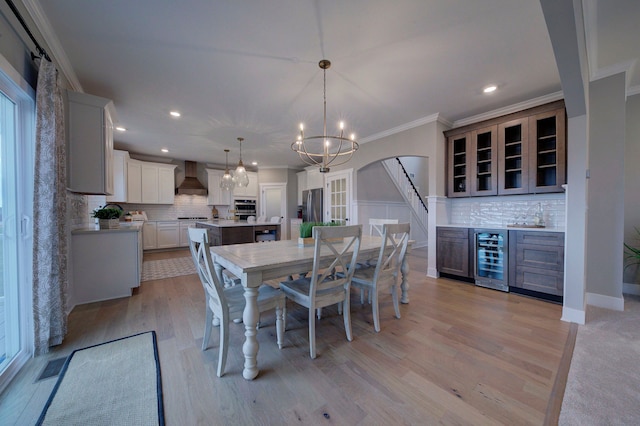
[
  {"xmin": 292, "ymin": 59, "xmax": 358, "ymax": 173},
  {"xmin": 220, "ymin": 149, "xmax": 234, "ymax": 190},
  {"xmin": 232, "ymin": 137, "xmax": 249, "ymax": 187}
]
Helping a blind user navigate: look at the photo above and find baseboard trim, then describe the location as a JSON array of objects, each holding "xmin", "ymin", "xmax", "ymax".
[
  {"xmin": 623, "ymin": 282, "xmax": 640, "ymax": 296},
  {"xmin": 427, "ymin": 267, "xmax": 439, "ymax": 278},
  {"xmin": 586, "ymin": 292, "xmax": 624, "ymax": 311},
  {"xmin": 561, "ymin": 306, "xmax": 585, "ymax": 324}
]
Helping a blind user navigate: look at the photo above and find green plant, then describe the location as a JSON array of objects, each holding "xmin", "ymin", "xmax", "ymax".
[
  {"xmin": 624, "ymin": 227, "xmax": 640, "ymax": 269},
  {"xmin": 91, "ymin": 206, "xmax": 123, "ymax": 220},
  {"xmin": 299, "ymin": 221, "xmax": 340, "ymax": 238}
]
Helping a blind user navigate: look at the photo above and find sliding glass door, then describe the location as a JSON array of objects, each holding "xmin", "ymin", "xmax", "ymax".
[{"xmin": 0, "ymin": 64, "xmax": 34, "ymax": 392}]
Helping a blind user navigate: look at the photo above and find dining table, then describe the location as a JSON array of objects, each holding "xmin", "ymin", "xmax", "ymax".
[{"xmin": 210, "ymin": 234, "xmax": 412, "ymax": 380}]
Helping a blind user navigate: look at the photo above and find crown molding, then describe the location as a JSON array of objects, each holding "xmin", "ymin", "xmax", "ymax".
[
  {"xmin": 359, "ymin": 113, "xmax": 447, "ymax": 144},
  {"xmin": 22, "ymin": 0, "xmax": 82, "ymax": 91},
  {"xmin": 451, "ymin": 91, "xmax": 565, "ymax": 128}
]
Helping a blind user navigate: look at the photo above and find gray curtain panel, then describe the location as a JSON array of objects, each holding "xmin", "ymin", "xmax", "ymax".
[{"xmin": 32, "ymin": 59, "xmax": 68, "ymax": 355}]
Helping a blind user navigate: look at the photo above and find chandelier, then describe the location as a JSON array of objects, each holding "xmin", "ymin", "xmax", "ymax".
[
  {"xmin": 232, "ymin": 137, "xmax": 249, "ymax": 187},
  {"xmin": 291, "ymin": 59, "xmax": 358, "ymax": 173},
  {"xmin": 220, "ymin": 149, "xmax": 234, "ymax": 190}
]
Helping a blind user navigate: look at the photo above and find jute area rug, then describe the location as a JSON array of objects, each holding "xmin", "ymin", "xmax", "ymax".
[
  {"xmin": 559, "ymin": 294, "xmax": 640, "ymax": 425},
  {"xmin": 37, "ymin": 331, "xmax": 164, "ymax": 426}
]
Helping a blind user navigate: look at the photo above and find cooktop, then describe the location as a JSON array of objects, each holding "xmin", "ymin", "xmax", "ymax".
[{"xmin": 177, "ymin": 216, "xmax": 208, "ymax": 220}]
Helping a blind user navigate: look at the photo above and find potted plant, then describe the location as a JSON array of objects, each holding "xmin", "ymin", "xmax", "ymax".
[
  {"xmin": 298, "ymin": 221, "xmax": 341, "ymax": 246},
  {"xmin": 624, "ymin": 227, "xmax": 640, "ymax": 269},
  {"xmin": 91, "ymin": 206, "xmax": 123, "ymax": 229}
]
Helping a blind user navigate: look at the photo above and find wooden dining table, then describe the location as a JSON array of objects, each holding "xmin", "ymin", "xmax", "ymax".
[{"xmin": 210, "ymin": 234, "xmax": 412, "ymax": 380}]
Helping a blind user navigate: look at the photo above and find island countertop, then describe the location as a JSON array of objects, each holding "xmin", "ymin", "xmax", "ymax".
[{"xmin": 195, "ymin": 220, "xmax": 280, "ymax": 228}]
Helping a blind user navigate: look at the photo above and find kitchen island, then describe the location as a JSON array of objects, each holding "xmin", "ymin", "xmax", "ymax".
[{"xmin": 195, "ymin": 220, "xmax": 281, "ymax": 245}]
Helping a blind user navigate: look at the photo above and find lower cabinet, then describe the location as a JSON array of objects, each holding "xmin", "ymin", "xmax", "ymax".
[
  {"xmin": 156, "ymin": 221, "xmax": 180, "ymax": 249},
  {"xmin": 436, "ymin": 226, "xmax": 565, "ymax": 300},
  {"xmin": 142, "ymin": 222, "xmax": 157, "ymax": 250},
  {"xmin": 508, "ymin": 231, "xmax": 565, "ymax": 297},
  {"xmin": 436, "ymin": 227, "xmax": 473, "ymax": 278}
]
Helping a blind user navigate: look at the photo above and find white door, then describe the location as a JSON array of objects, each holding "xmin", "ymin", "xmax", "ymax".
[
  {"xmin": 0, "ymin": 69, "xmax": 35, "ymax": 390},
  {"xmin": 325, "ymin": 169, "xmax": 352, "ymax": 225},
  {"xmin": 260, "ymin": 184, "xmax": 286, "ymax": 237}
]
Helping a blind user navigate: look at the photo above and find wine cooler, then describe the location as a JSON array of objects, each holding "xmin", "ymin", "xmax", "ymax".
[{"xmin": 474, "ymin": 229, "xmax": 509, "ymax": 292}]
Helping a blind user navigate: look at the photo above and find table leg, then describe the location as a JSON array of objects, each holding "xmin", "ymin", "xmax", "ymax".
[
  {"xmin": 242, "ymin": 286, "xmax": 260, "ymax": 380},
  {"xmin": 400, "ymin": 253, "xmax": 410, "ymax": 304}
]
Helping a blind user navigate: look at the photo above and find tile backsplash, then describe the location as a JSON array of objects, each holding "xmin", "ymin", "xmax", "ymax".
[
  {"xmin": 449, "ymin": 193, "xmax": 566, "ymax": 229},
  {"xmin": 83, "ymin": 194, "xmax": 232, "ymax": 226}
]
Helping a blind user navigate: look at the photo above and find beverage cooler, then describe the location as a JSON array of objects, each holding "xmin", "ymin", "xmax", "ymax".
[{"xmin": 474, "ymin": 229, "xmax": 508, "ymax": 292}]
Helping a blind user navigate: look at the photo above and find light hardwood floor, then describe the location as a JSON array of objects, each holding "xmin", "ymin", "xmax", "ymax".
[{"xmin": 0, "ymin": 247, "xmax": 572, "ymax": 425}]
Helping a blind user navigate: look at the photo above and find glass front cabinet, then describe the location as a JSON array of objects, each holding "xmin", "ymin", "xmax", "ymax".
[{"xmin": 446, "ymin": 100, "xmax": 566, "ymax": 198}]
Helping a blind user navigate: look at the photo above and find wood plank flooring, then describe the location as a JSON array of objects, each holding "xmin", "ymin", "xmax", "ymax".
[{"xmin": 0, "ymin": 247, "xmax": 571, "ymax": 425}]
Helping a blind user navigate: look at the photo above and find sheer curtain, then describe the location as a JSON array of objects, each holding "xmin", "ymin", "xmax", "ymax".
[{"xmin": 32, "ymin": 59, "xmax": 68, "ymax": 355}]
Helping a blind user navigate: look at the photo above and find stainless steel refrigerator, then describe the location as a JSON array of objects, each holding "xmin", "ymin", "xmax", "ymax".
[{"xmin": 302, "ymin": 188, "xmax": 323, "ymax": 222}]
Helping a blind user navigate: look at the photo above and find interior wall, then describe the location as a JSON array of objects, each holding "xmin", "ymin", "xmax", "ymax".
[
  {"xmin": 624, "ymin": 93, "xmax": 640, "ymax": 288},
  {"xmin": 585, "ymin": 73, "xmax": 626, "ymax": 305}
]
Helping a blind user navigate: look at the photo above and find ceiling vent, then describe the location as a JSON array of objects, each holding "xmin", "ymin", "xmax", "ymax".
[{"xmin": 176, "ymin": 161, "xmax": 208, "ymax": 196}]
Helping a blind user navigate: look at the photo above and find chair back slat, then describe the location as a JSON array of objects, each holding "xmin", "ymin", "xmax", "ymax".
[
  {"xmin": 369, "ymin": 218, "xmax": 399, "ymax": 236},
  {"xmin": 309, "ymin": 225, "xmax": 362, "ymax": 298},
  {"xmin": 188, "ymin": 227, "xmax": 228, "ymax": 314},
  {"xmin": 373, "ymin": 223, "xmax": 410, "ymax": 288}
]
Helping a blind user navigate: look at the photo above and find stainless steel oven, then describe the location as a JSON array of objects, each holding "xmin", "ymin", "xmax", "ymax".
[
  {"xmin": 474, "ymin": 229, "xmax": 509, "ymax": 292},
  {"xmin": 233, "ymin": 199, "xmax": 256, "ymax": 221}
]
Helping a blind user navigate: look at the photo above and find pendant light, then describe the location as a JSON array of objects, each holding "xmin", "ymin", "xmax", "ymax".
[
  {"xmin": 291, "ymin": 59, "xmax": 358, "ymax": 173},
  {"xmin": 220, "ymin": 149, "xmax": 234, "ymax": 190},
  {"xmin": 232, "ymin": 137, "xmax": 249, "ymax": 188}
]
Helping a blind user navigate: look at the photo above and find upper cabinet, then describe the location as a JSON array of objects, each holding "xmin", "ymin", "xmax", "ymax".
[
  {"xmin": 445, "ymin": 100, "xmax": 566, "ymax": 198},
  {"xmin": 206, "ymin": 169, "xmax": 232, "ymax": 206},
  {"xmin": 127, "ymin": 159, "xmax": 176, "ymax": 204},
  {"xmin": 231, "ymin": 171, "xmax": 258, "ymax": 198},
  {"xmin": 65, "ymin": 90, "xmax": 116, "ymax": 195},
  {"xmin": 106, "ymin": 150, "xmax": 129, "ymax": 203}
]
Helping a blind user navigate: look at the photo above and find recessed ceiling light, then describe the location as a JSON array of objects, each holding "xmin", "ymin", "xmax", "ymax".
[
  {"xmin": 251, "ymin": 161, "xmax": 258, "ymax": 166},
  {"xmin": 170, "ymin": 111, "xmax": 181, "ymax": 117},
  {"xmin": 115, "ymin": 126, "xmax": 126, "ymax": 132},
  {"xmin": 161, "ymin": 148, "xmax": 169, "ymax": 153},
  {"xmin": 483, "ymin": 85, "xmax": 497, "ymax": 94}
]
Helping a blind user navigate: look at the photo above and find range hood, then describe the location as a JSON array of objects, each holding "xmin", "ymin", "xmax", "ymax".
[{"xmin": 176, "ymin": 161, "xmax": 208, "ymax": 195}]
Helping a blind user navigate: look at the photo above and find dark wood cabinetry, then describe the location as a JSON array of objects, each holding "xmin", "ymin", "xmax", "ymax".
[
  {"xmin": 436, "ymin": 227, "xmax": 473, "ymax": 278},
  {"xmin": 446, "ymin": 100, "xmax": 566, "ymax": 197},
  {"xmin": 508, "ymin": 230, "xmax": 564, "ymax": 298},
  {"xmin": 196, "ymin": 223, "xmax": 281, "ymax": 246}
]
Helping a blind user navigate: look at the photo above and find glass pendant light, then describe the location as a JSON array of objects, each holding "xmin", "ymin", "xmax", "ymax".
[
  {"xmin": 232, "ymin": 137, "xmax": 249, "ymax": 188},
  {"xmin": 220, "ymin": 149, "xmax": 234, "ymax": 190}
]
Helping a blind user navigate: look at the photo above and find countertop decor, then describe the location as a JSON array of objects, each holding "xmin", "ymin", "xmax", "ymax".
[{"xmin": 91, "ymin": 206, "xmax": 123, "ymax": 229}]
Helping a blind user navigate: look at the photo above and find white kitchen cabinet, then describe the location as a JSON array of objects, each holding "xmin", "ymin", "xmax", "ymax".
[
  {"xmin": 232, "ymin": 171, "xmax": 258, "ymax": 198},
  {"xmin": 106, "ymin": 150, "xmax": 129, "ymax": 203},
  {"xmin": 127, "ymin": 159, "xmax": 176, "ymax": 204},
  {"xmin": 71, "ymin": 225, "xmax": 142, "ymax": 305},
  {"xmin": 306, "ymin": 168, "xmax": 323, "ymax": 189},
  {"xmin": 206, "ymin": 169, "xmax": 232, "ymax": 206},
  {"xmin": 127, "ymin": 160, "xmax": 142, "ymax": 203},
  {"xmin": 179, "ymin": 221, "xmax": 198, "ymax": 246},
  {"xmin": 297, "ymin": 171, "xmax": 307, "ymax": 205},
  {"xmin": 156, "ymin": 221, "xmax": 180, "ymax": 249},
  {"xmin": 65, "ymin": 90, "xmax": 116, "ymax": 195},
  {"xmin": 143, "ymin": 221, "xmax": 157, "ymax": 249}
]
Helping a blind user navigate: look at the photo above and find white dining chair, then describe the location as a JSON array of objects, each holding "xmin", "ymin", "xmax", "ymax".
[
  {"xmin": 350, "ymin": 223, "xmax": 410, "ymax": 332},
  {"xmin": 278, "ymin": 224, "xmax": 362, "ymax": 359},
  {"xmin": 188, "ymin": 227, "xmax": 286, "ymax": 377}
]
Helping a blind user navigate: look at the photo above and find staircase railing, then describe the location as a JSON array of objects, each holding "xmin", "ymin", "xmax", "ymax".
[{"xmin": 381, "ymin": 158, "xmax": 428, "ymax": 232}]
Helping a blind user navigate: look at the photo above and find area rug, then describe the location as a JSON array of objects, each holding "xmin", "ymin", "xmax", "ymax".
[
  {"xmin": 37, "ymin": 331, "xmax": 164, "ymax": 426},
  {"xmin": 141, "ymin": 256, "xmax": 196, "ymax": 282},
  {"xmin": 559, "ymin": 294, "xmax": 640, "ymax": 425}
]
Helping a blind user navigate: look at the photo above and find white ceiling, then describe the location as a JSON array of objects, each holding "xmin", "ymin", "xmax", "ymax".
[{"xmin": 30, "ymin": 0, "xmax": 640, "ymax": 170}]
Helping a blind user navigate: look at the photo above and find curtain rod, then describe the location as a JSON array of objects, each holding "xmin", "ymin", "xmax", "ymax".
[{"xmin": 4, "ymin": 0, "xmax": 51, "ymax": 62}]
